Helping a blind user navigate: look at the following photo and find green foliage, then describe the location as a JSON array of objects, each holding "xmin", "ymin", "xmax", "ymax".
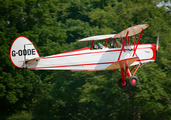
[
  {"xmin": 65, "ymin": 19, "xmax": 100, "ymax": 43},
  {"xmin": 7, "ymin": 111, "xmax": 33, "ymax": 120},
  {"xmin": 1, "ymin": 0, "xmax": 171, "ymax": 119}
]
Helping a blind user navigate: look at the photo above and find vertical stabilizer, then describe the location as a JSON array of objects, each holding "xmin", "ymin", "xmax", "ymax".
[{"xmin": 9, "ymin": 36, "xmax": 40, "ymax": 68}]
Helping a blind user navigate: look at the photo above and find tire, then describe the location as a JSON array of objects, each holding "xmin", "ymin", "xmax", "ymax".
[
  {"xmin": 128, "ymin": 76, "xmax": 139, "ymax": 87},
  {"xmin": 118, "ymin": 78, "xmax": 129, "ymax": 89}
]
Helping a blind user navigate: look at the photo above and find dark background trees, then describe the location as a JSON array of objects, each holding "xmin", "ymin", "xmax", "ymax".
[{"xmin": 0, "ymin": 0, "xmax": 171, "ymax": 119}]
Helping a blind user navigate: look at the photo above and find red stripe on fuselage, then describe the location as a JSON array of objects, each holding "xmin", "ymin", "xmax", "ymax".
[
  {"xmin": 42, "ymin": 49, "xmax": 121, "ymax": 59},
  {"xmin": 29, "ymin": 44, "xmax": 156, "ymax": 69},
  {"xmin": 42, "ymin": 44, "xmax": 155, "ymax": 59}
]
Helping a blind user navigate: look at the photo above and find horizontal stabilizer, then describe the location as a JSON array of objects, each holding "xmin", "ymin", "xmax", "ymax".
[
  {"xmin": 24, "ymin": 57, "xmax": 41, "ymax": 63},
  {"xmin": 105, "ymin": 57, "xmax": 139, "ymax": 70}
]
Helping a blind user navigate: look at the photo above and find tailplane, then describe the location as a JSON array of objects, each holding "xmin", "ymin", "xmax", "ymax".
[{"xmin": 9, "ymin": 36, "xmax": 40, "ymax": 69}]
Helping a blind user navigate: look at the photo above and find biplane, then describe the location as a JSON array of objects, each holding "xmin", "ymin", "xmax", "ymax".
[{"xmin": 9, "ymin": 24, "xmax": 159, "ymax": 89}]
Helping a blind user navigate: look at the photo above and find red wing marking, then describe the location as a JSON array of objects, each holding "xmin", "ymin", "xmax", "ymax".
[{"xmin": 105, "ymin": 57, "xmax": 139, "ymax": 70}]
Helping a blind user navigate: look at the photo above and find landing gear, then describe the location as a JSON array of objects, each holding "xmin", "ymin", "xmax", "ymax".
[
  {"xmin": 118, "ymin": 76, "xmax": 139, "ymax": 89},
  {"xmin": 118, "ymin": 78, "xmax": 129, "ymax": 89},
  {"xmin": 115, "ymin": 65, "xmax": 141, "ymax": 89},
  {"xmin": 128, "ymin": 76, "xmax": 139, "ymax": 87}
]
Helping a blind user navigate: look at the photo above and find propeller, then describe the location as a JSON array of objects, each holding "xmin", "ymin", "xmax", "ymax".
[
  {"xmin": 156, "ymin": 30, "xmax": 160, "ymax": 58},
  {"xmin": 156, "ymin": 30, "xmax": 160, "ymax": 51}
]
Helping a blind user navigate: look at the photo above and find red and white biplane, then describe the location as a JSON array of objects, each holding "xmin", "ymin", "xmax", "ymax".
[{"xmin": 9, "ymin": 24, "xmax": 159, "ymax": 89}]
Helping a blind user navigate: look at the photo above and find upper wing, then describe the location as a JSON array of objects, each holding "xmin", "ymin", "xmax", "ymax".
[
  {"xmin": 78, "ymin": 24, "xmax": 149, "ymax": 42},
  {"xmin": 78, "ymin": 34, "xmax": 116, "ymax": 42},
  {"xmin": 114, "ymin": 24, "xmax": 149, "ymax": 38}
]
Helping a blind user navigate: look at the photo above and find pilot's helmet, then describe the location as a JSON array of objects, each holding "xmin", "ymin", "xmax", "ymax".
[
  {"xmin": 93, "ymin": 44, "xmax": 98, "ymax": 49},
  {"xmin": 110, "ymin": 42, "xmax": 115, "ymax": 48}
]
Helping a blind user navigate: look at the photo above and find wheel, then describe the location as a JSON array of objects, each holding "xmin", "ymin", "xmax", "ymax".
[
  {"xmin": 118, "ymin": 78, "xmax": 129, "ymax": 89},
  {"xmin": 128, "ymin": 76, "xmax": 139, "ymax": 87}
]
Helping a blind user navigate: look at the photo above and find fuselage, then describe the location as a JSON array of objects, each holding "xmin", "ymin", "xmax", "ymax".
[{"xmin": 26, "ymin": 44, "xmax": 157, "ymax": 70}]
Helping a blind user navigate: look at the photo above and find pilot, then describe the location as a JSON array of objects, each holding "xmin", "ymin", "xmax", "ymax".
[
  {"xmin": 110, "ymin": 42, "xmax": 115, "ymax": 48},
  {"xmin": 93, "ymin": 44, "xmax": 98, "ymax": 49}
]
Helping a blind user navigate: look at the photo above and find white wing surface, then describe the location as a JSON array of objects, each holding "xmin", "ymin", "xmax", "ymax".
[
  {"xmin": 78, "ymin": 24, "xmax": 149, "ymax": 42},
  {"xmin": 78, "ymin": 34, "xmax": 116, "ymax": 41}
]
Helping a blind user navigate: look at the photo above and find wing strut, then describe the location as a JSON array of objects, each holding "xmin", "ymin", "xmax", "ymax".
[
  {"xmin": 118, "ymin": 31, "xmax": 129, "ymax": 61},
  {"xmin": 134, "ymin": 34, "xmax": 136, "ymax": 47},
  {"xmin": 90, "ymin": 40, "xmax": 94, "ymax": 50},
  {"xmin": 132, "ymin": 29, "xmax": 144, "ymax": 57},
  {"xmin": 120, "ymin": 37, "xmax": 123, "ymax": 44},
  {"xmin": 114, "ymin": 38, "xmax": 118, "ymax": 47},
  {"xmin": 104, "ymin": 39, "xmax": 108, "ymax": 46},
  {"xmin": 132, "ymin": 64, "xmax": 141, "ymax": 76},
  {"xmin": 128, "ymin": 37, "xmax": 130, "ymax": 45}
]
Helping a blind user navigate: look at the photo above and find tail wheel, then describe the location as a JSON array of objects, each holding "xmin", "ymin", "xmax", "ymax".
[
  {"xmin": 128, "ymin": 76, "xmax": 139, "ymax": 87},
  {"xmin": 118, "ymin": 78, "xmax": 129, "ymax": 89}
]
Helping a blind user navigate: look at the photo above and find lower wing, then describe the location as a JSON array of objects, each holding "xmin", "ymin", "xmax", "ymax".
[{"xmin": 105, "ymin": 57, "xmax": 139, "ymax": 70}]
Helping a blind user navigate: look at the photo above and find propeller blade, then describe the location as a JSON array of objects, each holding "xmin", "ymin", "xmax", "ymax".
[{"xmin": 156, "ymin": 30, "xmax": 159, "ymax": 51}]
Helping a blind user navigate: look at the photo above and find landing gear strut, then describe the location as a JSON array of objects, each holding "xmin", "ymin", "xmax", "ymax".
[{"xmin": 117, "ymin": 65, "xmax": 141, "ymax": 89}]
